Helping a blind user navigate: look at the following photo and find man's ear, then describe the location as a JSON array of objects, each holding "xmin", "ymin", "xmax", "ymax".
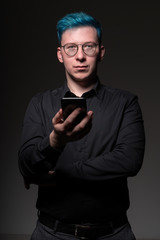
[
  {"xmin": 57, "ymin": 47, "xmax": 63, "ymax": 63},
  {"xmin": 98, "ymin": 45, "xmax": 105, "ymax": 62}
]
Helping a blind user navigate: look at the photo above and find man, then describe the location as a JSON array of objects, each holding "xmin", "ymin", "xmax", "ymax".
[{"xmin": 18, "ymin": 12, "xmax": 145, "ymax": 240}]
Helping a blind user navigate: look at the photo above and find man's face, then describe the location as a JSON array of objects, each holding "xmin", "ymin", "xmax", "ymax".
[{"xmin": 57, "ymin": 26, "xmax": 105, "ymax": 84}]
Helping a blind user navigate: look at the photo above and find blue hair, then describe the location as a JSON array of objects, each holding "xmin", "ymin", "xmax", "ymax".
[{"xmin": 57, "ymin": 12, "xmax": 102, "ymax": 44}]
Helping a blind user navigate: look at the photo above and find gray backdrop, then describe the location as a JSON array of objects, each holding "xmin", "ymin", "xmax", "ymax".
[{"xmin": 1, "ymin": 1, "xmax": 160, "ymax": 239}]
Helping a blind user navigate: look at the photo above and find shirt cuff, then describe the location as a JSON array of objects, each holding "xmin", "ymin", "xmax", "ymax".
[{"xmin": 38, "ymin": 136, "xmax": 63, "ymax": 156}]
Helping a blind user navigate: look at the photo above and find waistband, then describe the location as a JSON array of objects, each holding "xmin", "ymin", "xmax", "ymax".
[{"xmin": 39, "ymin": 212, "xmax": 128, "ymax": 239}]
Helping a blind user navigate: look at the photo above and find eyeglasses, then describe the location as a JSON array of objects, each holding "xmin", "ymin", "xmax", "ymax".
[{"xmin": 61, "ymin": 42, "xmax": 99, "ymax": 57}]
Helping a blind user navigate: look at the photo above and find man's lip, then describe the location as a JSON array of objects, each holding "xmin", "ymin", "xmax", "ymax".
[{"xmin": 74, "ymin": 65, "xmax": 88, "ymax": 69}]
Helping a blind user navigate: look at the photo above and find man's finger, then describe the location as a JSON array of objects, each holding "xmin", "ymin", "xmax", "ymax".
[
  {"xmin": 48, "ymin": 170, "xmax": 55, "ymax": 175},
  {"xmin": 52, "ymin": 109, "xmax": 63, "ymax": 125},
  {"xmin": 73, "ymin": 111, "xmax": 93, "ymax": 130}
]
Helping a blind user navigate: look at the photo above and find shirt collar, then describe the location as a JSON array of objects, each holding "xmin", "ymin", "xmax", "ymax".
[{"xmin": 62, "ymin": 78, "xmax": 102, "ymax": 99}]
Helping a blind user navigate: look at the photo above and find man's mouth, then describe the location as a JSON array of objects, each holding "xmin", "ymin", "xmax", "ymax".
[{"xmin": 74, "ymin": 65, "xmax": 88, "ymax": 70}]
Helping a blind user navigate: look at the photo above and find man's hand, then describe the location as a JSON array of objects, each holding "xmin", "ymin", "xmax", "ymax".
[{"xmin": 49, "ymin": 108, "xmax": 93, "ymax": 149}]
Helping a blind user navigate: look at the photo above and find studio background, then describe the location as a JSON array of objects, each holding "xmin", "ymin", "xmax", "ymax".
[{"xmin": 1, "ymin": 1, "xmax": 160, "ymax": 239}]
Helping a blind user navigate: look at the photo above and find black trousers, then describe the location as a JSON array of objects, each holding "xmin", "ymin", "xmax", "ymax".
[{"xmin": 31, "ymin": 220, "xmax": 136, "ymax": 240}]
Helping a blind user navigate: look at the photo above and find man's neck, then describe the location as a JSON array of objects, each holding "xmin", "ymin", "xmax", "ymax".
[{"xmin": 67, "ymin": 77, "xmax": 97, "ymax": 97}]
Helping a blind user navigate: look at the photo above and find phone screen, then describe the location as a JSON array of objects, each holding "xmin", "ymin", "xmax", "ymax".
[{"xmin": 61, "ymin": 97, "xmax": 87, "ymax": 122}]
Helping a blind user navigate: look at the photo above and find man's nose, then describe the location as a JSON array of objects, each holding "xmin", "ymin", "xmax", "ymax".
[{"xmin": 76, "ymin": 46, "xmax": 86, "ymax": 60}]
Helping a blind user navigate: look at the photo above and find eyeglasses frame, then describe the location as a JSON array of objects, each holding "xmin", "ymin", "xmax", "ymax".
[{"xmin": 61, "ymin": 42, "xmax": 99, "ymax": 57}]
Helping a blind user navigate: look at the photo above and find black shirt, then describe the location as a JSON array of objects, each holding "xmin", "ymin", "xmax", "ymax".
[{"xmin": 18, "ymin": 80, "xmax": 145, "ymax": 223}]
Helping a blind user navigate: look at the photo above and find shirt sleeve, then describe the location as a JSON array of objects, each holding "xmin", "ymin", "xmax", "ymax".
[
  {"xmin": 55, "ymin": 96, "xmax": 145, "ymax": 181},
  {"xmin": 18, "ymin": 94, "xmax": 62, "ymax": 185}
]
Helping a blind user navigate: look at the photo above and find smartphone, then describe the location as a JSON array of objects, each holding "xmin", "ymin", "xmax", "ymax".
[{"xmin": 61, "ymin": 97, "xmax": 87, "ymax": 123}]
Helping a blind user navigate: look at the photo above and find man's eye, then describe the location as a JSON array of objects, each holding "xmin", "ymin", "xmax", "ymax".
[
  {"xmin": 84, "ymin": 44, "xmax": 94, "ymax": 49},
  {"xmin": 67, "ymin": 45, "xmax": 76, "ymax": 49}
]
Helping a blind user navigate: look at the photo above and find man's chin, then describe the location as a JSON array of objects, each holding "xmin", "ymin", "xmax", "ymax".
[
  {"xmin": 67, "ymin": 71, "xmax": 97, "ymax": 84},
  {"xmin": 72, "ymin": 73, "xmax": 92, "ymax": 82}
]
